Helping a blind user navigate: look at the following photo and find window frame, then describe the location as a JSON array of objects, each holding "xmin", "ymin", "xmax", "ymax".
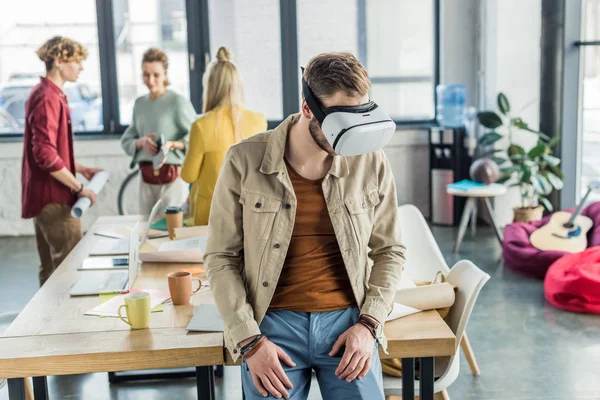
[{"xmin": 0, "ymin": 0, "xmax": 439, "ymax": 139}]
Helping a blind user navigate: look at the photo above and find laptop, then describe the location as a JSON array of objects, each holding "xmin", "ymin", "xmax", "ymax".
[
  {"xmin": 70, "ymin": 221, "xmax": 141, "ymax": 296},
  {"xmin": 88, "ymin": 199, "xmax": 163, "ymax": 258}
]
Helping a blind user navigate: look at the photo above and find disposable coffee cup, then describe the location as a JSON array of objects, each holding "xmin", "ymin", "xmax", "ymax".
[{"xmin": 165, "ymin": 206, "xmax": 183, "ymax": 240}]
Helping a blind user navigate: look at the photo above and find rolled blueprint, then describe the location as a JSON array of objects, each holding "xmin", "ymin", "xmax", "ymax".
[
  {"xmin": 386, "ymin": 282, "xmax": 456, "ymax": 322},
  {"xmin": 71, "ymin": 171, "xmax": 110, "ymax": 218}
]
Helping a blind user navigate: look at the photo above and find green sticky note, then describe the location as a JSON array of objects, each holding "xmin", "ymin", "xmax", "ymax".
[{"xmin": 97, "ymin": 293, "xmax": 163, "ymax": 316}]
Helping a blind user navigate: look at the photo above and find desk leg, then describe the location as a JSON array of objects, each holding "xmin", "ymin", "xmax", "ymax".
[
  {"xmin": 419, "ymin": 357, "xmax": 435, "ymax": 400},
  {"xmin": 401, "ymin": 358, "xmax": 415, "ymax": 400},
  {"xmin": 33, "ymin": 376, "xmax": 49, "ymax": 400},
  {"xmin": 7, "ymin": 378, "xmax": 25, "ymax": 400},
  {"xmin": 196, "ymin": 366, "xmax": 215, "ymax": 400}
]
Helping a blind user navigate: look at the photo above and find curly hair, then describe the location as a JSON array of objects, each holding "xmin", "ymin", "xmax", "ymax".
[
  {"xmin": 142, "ymin": 48, "xmax": 170, "ymax": 86},
  {"xmin": 36, "ymin": 36, "xmax": 88, "ymax": 72}
]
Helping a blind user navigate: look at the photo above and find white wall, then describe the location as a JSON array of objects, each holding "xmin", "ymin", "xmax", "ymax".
[{"xmin": 481, "ymin": 0, "xmax": 542, "ymax": 226}]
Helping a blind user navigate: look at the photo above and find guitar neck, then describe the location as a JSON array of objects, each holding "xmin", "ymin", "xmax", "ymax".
[{"xmin": 568, "ymin": 187, "xmax": 593, "ymax": 225}]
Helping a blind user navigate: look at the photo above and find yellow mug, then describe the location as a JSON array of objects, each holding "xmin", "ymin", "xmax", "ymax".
[{"xmin": 118, "ymin": 292, "xmax": 151, "ymax": 329}]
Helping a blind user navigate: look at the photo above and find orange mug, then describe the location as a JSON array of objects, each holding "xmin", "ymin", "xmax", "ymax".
[{"xmin": 167, "ymin": 271, "xmax": 202, "ymax": 305}]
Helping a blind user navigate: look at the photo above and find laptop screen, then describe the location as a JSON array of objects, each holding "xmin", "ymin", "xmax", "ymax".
[
  {"xmin": 127, "ymin": 221, "xmax": 140, "ymax": 290},
  {"xmin": 141, "ymin": 199, "xmax": 163, "ymax": 243}
]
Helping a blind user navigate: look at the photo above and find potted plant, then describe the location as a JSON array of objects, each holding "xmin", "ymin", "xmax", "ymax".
[{"xmin": 476, "ymin": 93, "xmax": 564, "ymax": 222}]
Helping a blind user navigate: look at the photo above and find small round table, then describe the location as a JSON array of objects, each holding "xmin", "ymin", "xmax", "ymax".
[{"xmin": 447, "ymin": 183, "xmax": 507, "ymax": 253}]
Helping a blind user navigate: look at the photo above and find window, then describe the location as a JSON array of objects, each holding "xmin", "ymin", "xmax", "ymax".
[
  {"xmin": 579, "ymin": 0, "xmax": 600, "ymax": 201},
  {"xmin": 296, "ymin": 0, "xmax": 436, "ymax": 122},
  {"xmin": 365, "ymin": 0, "xmax": 435, "ymax": 121},
  {"xmin": 0, "ymin": 0, "xmax": 103, "ymax": 134},
  {"xmin": 208, "ymin": 0, "xmax": 283, "ymax": 120},
  {"xmin": 113, "ymin": 0, "xmax": 190, "ymax": 125},
  {"xmin": 0, "ymin": 0, "xmax": 438, "ymax": 138}
]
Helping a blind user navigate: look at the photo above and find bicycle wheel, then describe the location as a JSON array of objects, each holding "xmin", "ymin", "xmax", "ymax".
[{"xmin": 117, "ymin": 169, "xmax": 141, "ymax": 215}]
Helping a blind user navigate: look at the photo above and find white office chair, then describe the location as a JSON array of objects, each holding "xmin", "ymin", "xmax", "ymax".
[
  {"xmin": 396, "ymin": 205, "xmax": 482, "ymax": 375},
  {"xmin": 383, "ymin": 206, "xmax": 490, "ymax": 399}
]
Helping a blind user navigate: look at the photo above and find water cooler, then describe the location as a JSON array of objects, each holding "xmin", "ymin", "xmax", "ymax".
[{"xmin": 430, "ymin": 127, "xmax": 471, "ymax": 225}]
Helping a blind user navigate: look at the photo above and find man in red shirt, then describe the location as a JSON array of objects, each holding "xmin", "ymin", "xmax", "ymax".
[{"xmin": 22, "ymin": 36, "xmax": 101, "ymax": 286}]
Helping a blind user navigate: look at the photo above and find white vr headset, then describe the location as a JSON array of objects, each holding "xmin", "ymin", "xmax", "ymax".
[{"xmin": 302, "ymin": 69, "xmax": 396, "ymax": 156}]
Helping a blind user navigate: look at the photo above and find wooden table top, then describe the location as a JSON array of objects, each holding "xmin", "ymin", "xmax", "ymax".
[{"xmin": 0, "ymin": 215, "xmax": 455, "ymax": 378}]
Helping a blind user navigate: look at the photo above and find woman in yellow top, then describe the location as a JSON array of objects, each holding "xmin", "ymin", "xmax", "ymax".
[{"xmin": 181, "ymin": 47, "xmax": 267, "ymax": 226}]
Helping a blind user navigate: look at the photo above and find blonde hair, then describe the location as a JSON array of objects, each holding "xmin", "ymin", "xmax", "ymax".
[
  {"xmin": 142, "ymin": 48, "xmax": 170, "ymax": 86},
  {"xmin": 37, "ymin": 36, "xmax": 88, "ymax": 72},
  {"xmin": 202, "ymin": 47, "xmax": 244, "ymax": 142}
]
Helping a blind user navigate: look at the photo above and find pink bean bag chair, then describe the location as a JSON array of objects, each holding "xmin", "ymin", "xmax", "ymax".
[
  {"xmin": 545, "ymin": 246, "xmax": 600, "ymax": 313},
  {"xmin": 502, "ymin": 202, "xmax": 600, "ymax": 279}
]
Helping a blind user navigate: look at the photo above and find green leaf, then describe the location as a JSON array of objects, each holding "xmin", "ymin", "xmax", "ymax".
[
  {"xmin": 549, "ymin": 136, "xmax": 560, "ymax": 148},
  {"xmin": 511, "ymin": 118, "xmax": 529, "ymax": 130},
  {"xmin": 543, "ymin": 154, "xmax": 561, "ymax": 166},
  {"xmin": 500, "ymin": 165, "xmax": 519, "ymax": 174},
  {"xmin": 539, "ymin": 197, "xmax": 553, "ymax": 212},
  {"xmin": 536, "ymin": 174, "xmax": 553, "ymax": 195},
  {"xmin": 478, "ymin": 149, "xmax": 504, "ymax": 158},
  {"xmin": 530, "ymin": 174, "xmax": 544, "ymax": 193},
  {"xmin": 491, "ymin": 156, "xmax": 508, "ymax": 165},
  {"xmin": 477, "ymin": 111, "xmax": 504, "ymax": 129},
  {"xmin": 545, "ymin": 171, "xmax": 564, "ymax": 190},
  {"xmin": 508, "ymin": 144, "xmax": 526, "ymax": 157},
  {"xmin": 521, "ymin": 166, "xmax": 532, "ymax": 183},
  {"xmin": 497, "ymin": 175, "xmax": 512, "ymax": 184},
  {"xmin": 528, "ymin": 143, "xmax": 547, "ymax": 159},
  {"xmin": 497, "ymin": 93, "xmax": 510, "ymax": 115},
  {"xmin": 479, "ymin": 131, "xmax": 503, "ymax": 146},
  {"xmin": 549, "ymin": 164, "xmax": 564, "ymax": 179}
]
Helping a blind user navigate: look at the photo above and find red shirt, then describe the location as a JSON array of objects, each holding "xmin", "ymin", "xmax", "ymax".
[{"xmin": 21, "ymin": 77, "xmax": 77, "ymax": 219}]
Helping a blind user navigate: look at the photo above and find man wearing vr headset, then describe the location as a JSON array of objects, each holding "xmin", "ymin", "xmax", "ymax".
[{"xmin": 204, "ymin": 52, "xmax": 405, "ymax": 399}]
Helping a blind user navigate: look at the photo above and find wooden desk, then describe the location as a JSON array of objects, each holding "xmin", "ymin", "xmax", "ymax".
[
  {"xmin": 1, "ymin": 215, "xmax": 455, "ymax": 400},
  {"xmin": 0, "ymin": 216, "xmax": 222, "ymax": 400}
]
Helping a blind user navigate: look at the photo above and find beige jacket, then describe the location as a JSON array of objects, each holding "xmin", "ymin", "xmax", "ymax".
[{"xmin": 204, "ymin": 114, "xmax": 406, "ymax": 360}]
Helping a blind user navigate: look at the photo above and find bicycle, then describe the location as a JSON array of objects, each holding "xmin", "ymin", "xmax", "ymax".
[{"xmin": 117, "ymin": 169, "xmax": 141, "ymax": 215}]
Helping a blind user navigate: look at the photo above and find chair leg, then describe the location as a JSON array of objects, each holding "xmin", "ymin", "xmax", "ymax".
[
  {"xmin": 440, "ymin": 389, "xmax": 450, "ymax": 400},
  {"xmin": 460, "ymin": 334, "xmax": 481, "ymax": 376}
]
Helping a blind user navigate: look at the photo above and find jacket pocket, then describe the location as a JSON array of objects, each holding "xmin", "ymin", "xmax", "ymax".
[
  {"xmin": 239, "ymin": 189, "xmax": 282, "ymax": 241},
  {"xmin": 344, "ymin": 189, "xmax": 380, "ymax": 249}
]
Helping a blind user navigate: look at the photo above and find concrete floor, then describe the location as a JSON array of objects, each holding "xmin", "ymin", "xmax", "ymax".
[{"xmin": 2, "ymin": 225, "xmax": 600, "ymax": 399}]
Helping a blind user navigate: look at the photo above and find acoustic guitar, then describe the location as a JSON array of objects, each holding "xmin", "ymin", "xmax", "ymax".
[{"xmin": 530, "ymin": 183, "xmax": 600, "ymax": 253}]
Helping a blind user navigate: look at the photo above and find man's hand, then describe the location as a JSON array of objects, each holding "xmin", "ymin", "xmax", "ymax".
[
  {"xmin": 80, "ymin": 167, "xmax": 102, "ymax": 181},
  {"xmin": 138, "ymin": 132, "xmax": 158, "ymax": 155},
  {"xmin": 245, "ymin": 339, "xmax": 296, "ymax": 399},
  {"xmin": 78, "ymin": 187, "xmax": 97, "ymax": 206},
  {"xmin": 329, "ymin": 323, "xmax": 375, "ymax": 383}
]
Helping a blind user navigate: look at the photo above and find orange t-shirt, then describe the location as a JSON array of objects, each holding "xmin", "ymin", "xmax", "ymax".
[{"xmin": 268, "ymin": 160, "xmax": 357, "ymax": 312}]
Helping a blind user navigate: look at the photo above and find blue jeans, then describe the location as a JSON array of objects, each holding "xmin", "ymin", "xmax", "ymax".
[{"xmin": 241, "ymin": 307, "xmax": 384, "ymax": 400}]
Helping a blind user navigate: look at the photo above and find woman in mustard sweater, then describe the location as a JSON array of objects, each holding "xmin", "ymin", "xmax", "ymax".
[{"xmin": 181, "ymin": 47, "xmax": 267, "ymax": 226}]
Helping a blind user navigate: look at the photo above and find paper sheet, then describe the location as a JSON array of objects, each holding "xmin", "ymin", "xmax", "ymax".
[
  {"xmin": 85, "ymin": 289, "xmax": 170, "ymax": 317},
  {"xmin": 140, "ymin": 236, "xmax": 204, "ymax": 263},
  {"xmin": 71, "ymin": 171, "xmax": 111, "ymax": 218},
  {"xmin": 186, "ymin": 303, "xmax": 224, "ymax": 332},
  {"xmin": 159, "ymin": 236, "xmax": 207, "ymax": 252},
  {"xmin": 385, "ymin": 283, "xmax": 456, "ymax": 322},
  {"xmin": 174, "ymin": 226, "xmax": 208, "ymax": 240}
]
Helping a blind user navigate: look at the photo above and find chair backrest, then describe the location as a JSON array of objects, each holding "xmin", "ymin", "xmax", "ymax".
[
  {"xmin": 444, "ymin": 260, "xmax": 490, "ymax": 347},
  {"xmin": 397, "ymin": 205, "xmax": 450, "ymax": 281}
]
